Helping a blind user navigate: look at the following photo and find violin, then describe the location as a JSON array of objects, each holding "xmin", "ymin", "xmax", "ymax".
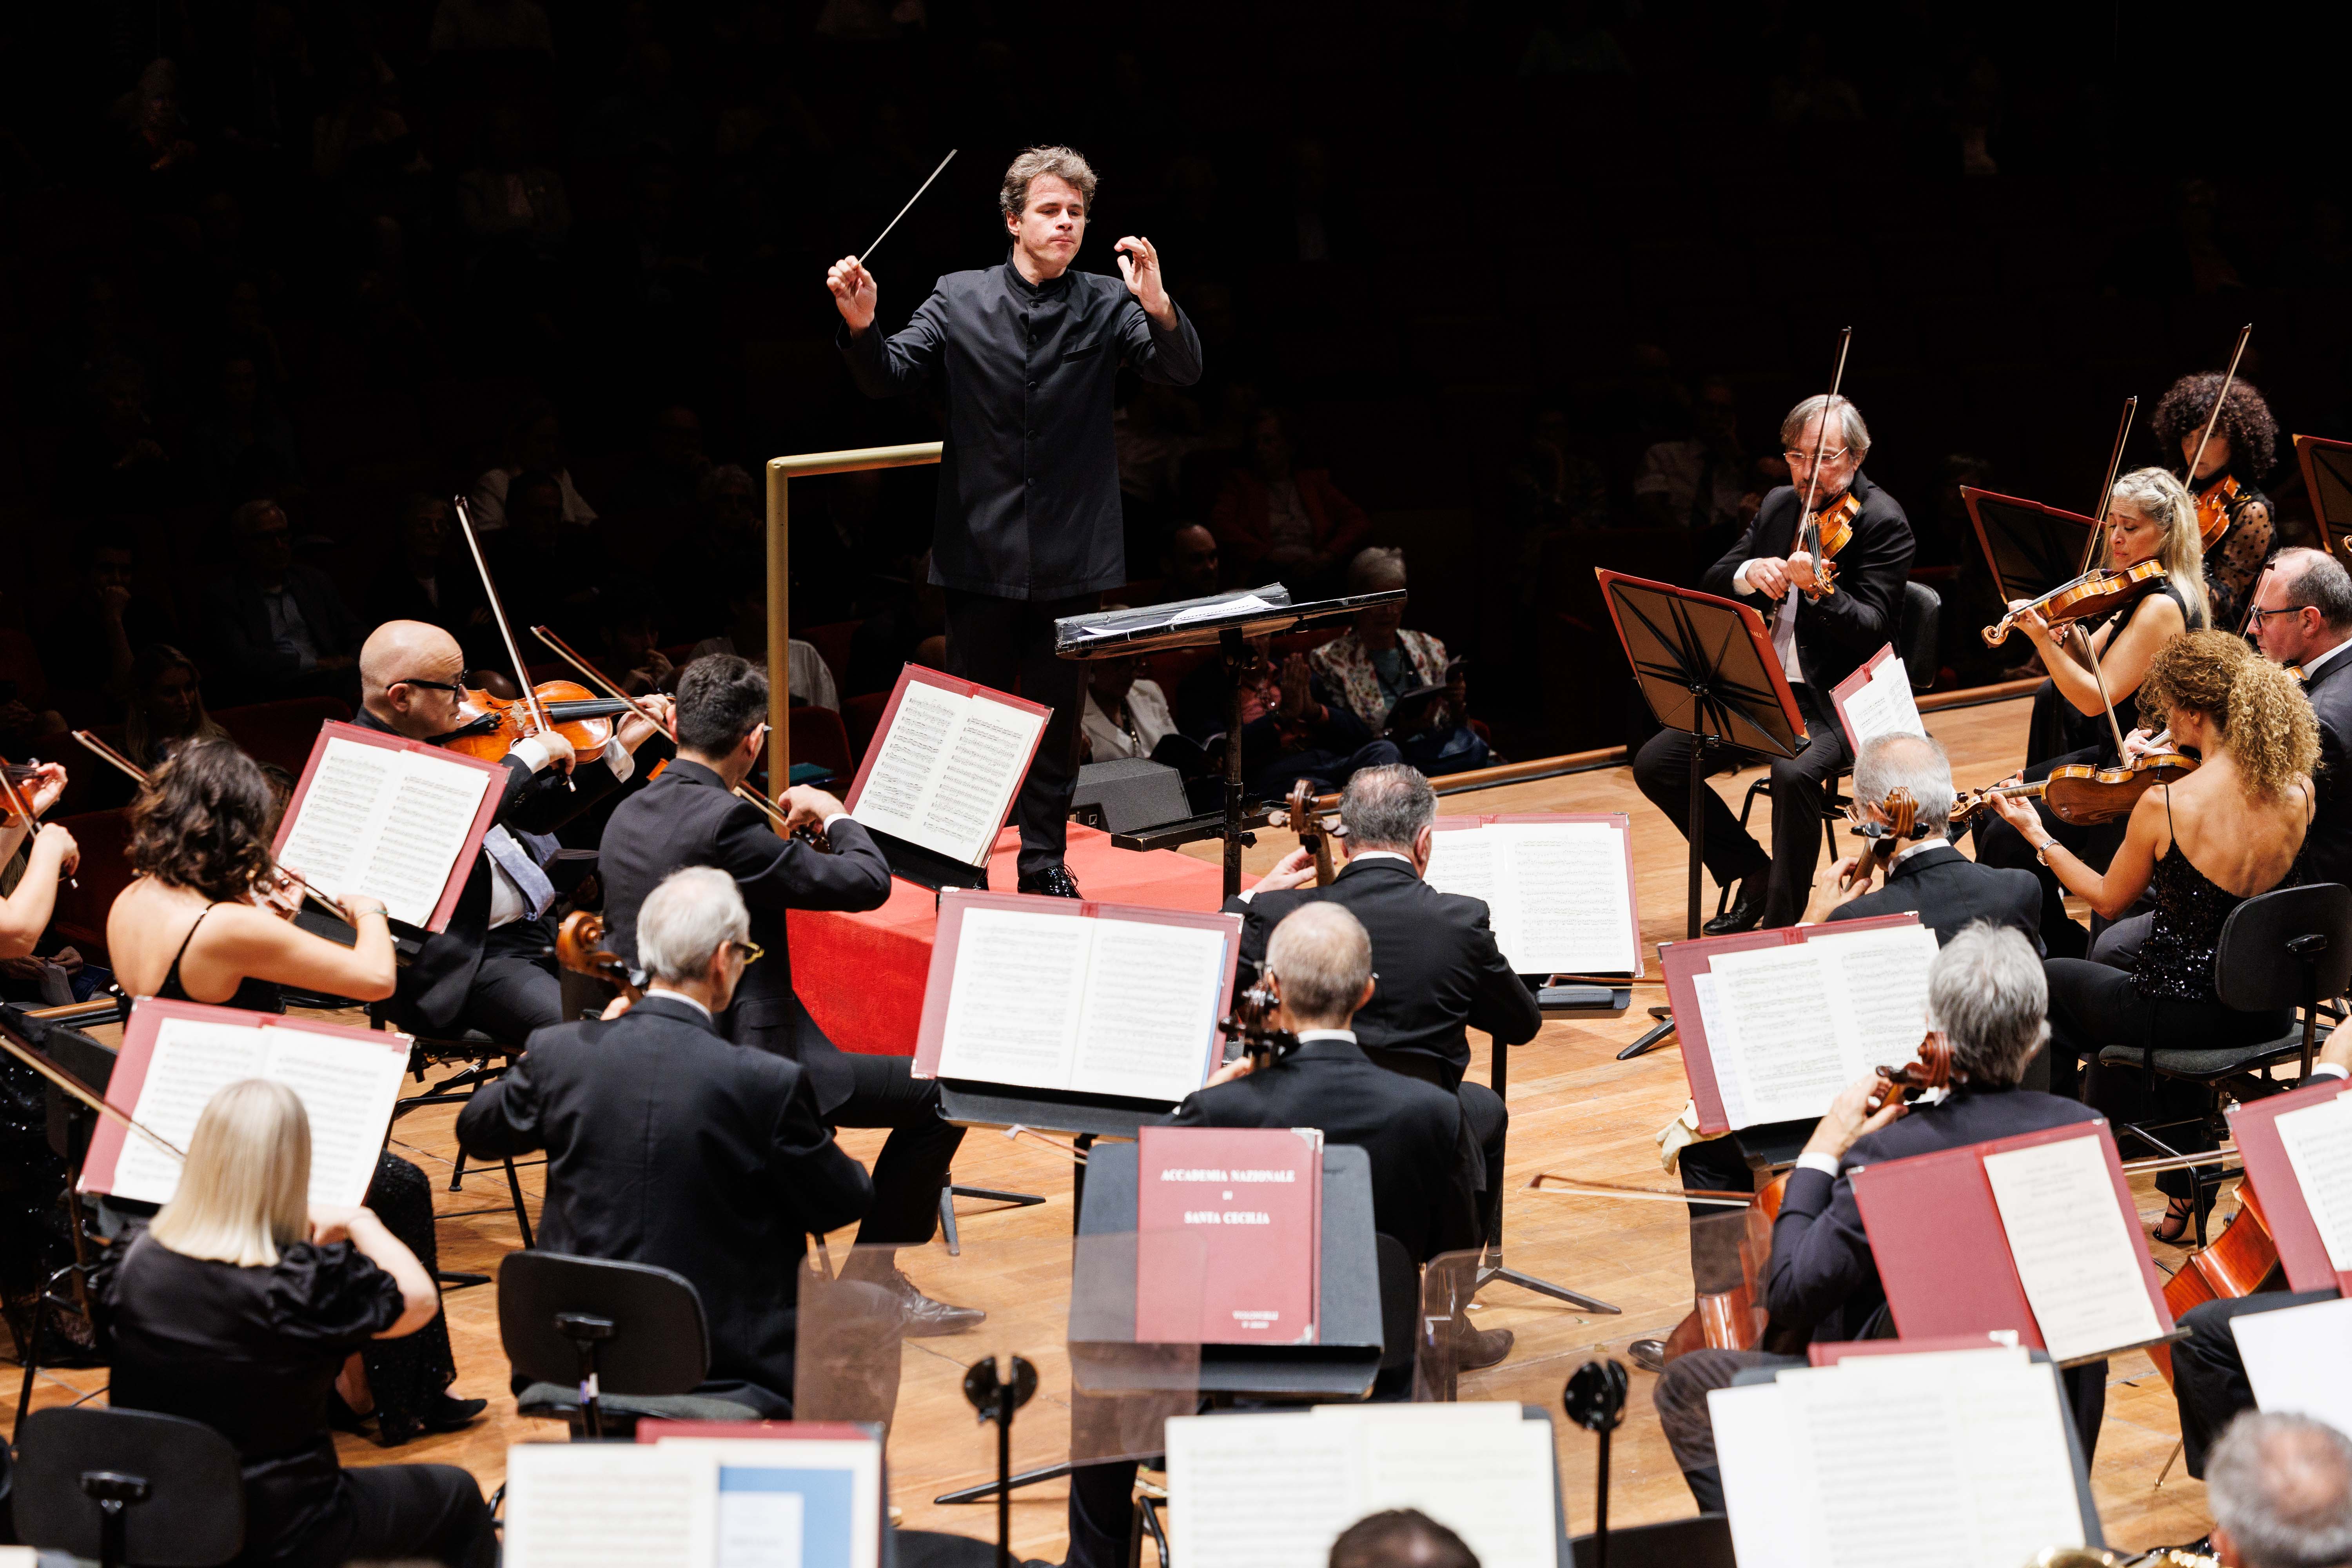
[
  {"xmin": 1980, "ymin": 561, "xmax": 2168, "ymax": 647},
  {"xmin": 554, "ymin": 909, "xmax": 642, "ymax": 1005},
  {"xmin": 2193, "ymin": 471, "xmax": 2245, "ymax": 549},
  {"xmin": 1837, "ymin": 784, "xmax": 1922, "ymax": 895},
  {"xmin": 432, "ymin": 679, "xmax": 633, "ymax": 765},
  {"xmin": 2180, "ymin": 323, "xmax": 2255, "ymax": 551},
  {"xmin": 0, "ymin": 757, "xmax": 73, "ymax": 889},
  {"xmin": 1867, "ymin": 1031, "xmax": 1955, "ymax": 1114},
  {"xmin": 1220, "ymin": 964, "xmax": 1298, "ymax": 1069},
  {"xmin": 1953, "ymin": 749, "xmax": 2199, "ymax": 828},
  {"xmin": 1790, "ymin": 327, "xmax": 1856, "ymax": 603},
  {"xmin": 1272, "ymin": 778, "xmax": 1336, "ymax": 886}
]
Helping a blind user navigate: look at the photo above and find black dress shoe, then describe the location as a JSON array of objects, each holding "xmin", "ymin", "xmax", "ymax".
[
  {"xmin": 1702, "ymin": 875, "xmax": 1770, "ymax": 936},
  {"xmin": 1016, "ymin": 864, "xmax": 1083, "ymax": 898},
  {"xmin": 1628, "ymin": 1338, "xmax": 1667, "ymax": 1374},
  {"xmin": 419, "ymin": 1393, "xmax": 488, "ymax": 1434},
  {"xmin": 1456, "ymin": 1323, "xmax": 1514, "ymax": 1371},
  {"xmin": 880, "ymin": 1269, "xmax": 989, "ymax": 1336}
]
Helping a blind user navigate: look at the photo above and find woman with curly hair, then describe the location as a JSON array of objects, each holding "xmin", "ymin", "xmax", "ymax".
[
  {"xmin": 105, "ymin": 737, "xmax": 486, "ymax": 1445},
  {"xmin": 2152, "ymin": 371, "xmax": 2279, "ymax": 629},
  {"xmin": 1995, "ymin": 631, "xmax": 2317, "ymax": 1240}
]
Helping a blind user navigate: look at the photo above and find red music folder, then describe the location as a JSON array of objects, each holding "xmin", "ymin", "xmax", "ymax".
[
  {"xmin": 1828, "ymin": 642, "xmax": 1926, "ymax": 755},
  {"xmin": 1806, "ymin": 1334, "xmax": 2024, "ymax": 1366},
  {"xmin": 1660, "ymin": 913, "xmax": 1927, "ymax": 1134},
  {"xmin": 2230, "ymin": 1076, "xmax": 2352, "ymax": 1294},
  {"xmin": 1135, "ymin": 1125, "xmax": 1322, "ymax": 1345},
  {"xmin": 272, "ymin": 719, "xmax": 506, "ymax": 932},
  {"xmin": 843, "ymin": 665, "xmax": 1053, "ymax": 869},
  {"xmin": 81, "ymin": 997, "xmax": 412, "ymax": 1208},
  {"xmin": 911, "ymin": 889, "xmax": 1243, "ymax": 1105},
  {"xmin": 1850, "ymin": 1120, "xmax": 2174, "ymax": 1363},
  {"xmin": 1424, "ymin": 812, "xmax": 1643, "ymax": 975}
]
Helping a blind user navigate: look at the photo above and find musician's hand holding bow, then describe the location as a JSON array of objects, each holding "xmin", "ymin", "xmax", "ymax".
[
  {"xmin": 1250, "ymin": 846, "xmax": 1319, "ymax": 895},
  {"xmin": 532, "ymin": 727, "xmax": 578, "ymax": 777},
  {"xmin": 21, "ymin": 762, "xmax": 66, "ymax": 820},
  {"xmin": 826, "ymin": 256, "xmax": 878, "ymax": 334},
  {"xmin": 780, "ymin": 784, "xmax": 847, "ymax": 838},
  {"xmin": 616, "ymin": 693, "xmax": 673, "ymax": 754},
  {"xmin": 1804, "ymin": 1071, "xmax": 1910, "ymax": 1162}
]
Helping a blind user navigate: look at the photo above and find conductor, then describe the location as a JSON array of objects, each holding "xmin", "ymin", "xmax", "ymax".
[{"xmin": 830, "ymin": 145, "xmax": 1203, "ymax": 897}]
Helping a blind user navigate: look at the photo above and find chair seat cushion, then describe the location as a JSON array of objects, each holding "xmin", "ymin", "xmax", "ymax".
[
  {"xmin": 2093, "ymin": 1034, "xmax": 2307, "ymax": 1079},
  {"xmin": 517, "ymin": 1383, "xmax": 763, "ymax": 1423}
]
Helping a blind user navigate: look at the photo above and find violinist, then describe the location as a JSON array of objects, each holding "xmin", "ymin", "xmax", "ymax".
[
  {"xmin": 2153, "ymin": 370, "xmax": 2279, "ymax": 630},
  {"xmin": 0, "ymin": 762, "xmax": 78, "ymax": 959},
  {"xmin": 353, "ymin": 620, "xmax": 668, "ymax": 1042},
  {"xmin": 2247, "ymin": 548, "xmax": 2352, "ymax": 891},
  {"xmin": 1632, "ymin": 393, "xmax": 1915, "ymax": 934},
  {"xmin": 1974, "ymin": 467, "xmax": 2207, "ymax": 958},
  {"xmin": 1651, "ymin": 924, "xmax": 2109, "ymax": 1513},
  {"xmin": 1821, "ymin": 733, "xmax": 2043, "ymax": 948},
  {"xmin": 2011, "ymin": 631, "xmax": 2315, "ymax": 1241}
]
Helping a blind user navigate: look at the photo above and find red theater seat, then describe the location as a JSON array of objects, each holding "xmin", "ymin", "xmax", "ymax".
[
  {"xmin": 798, "ymin": 621, "xmax": 859, "ymax": 696},
  {"xmin": 214, "ymin": 698, "xmax": 353, "ymax": 775},
  {"xmin": 842, "ymin": 691, "xmax": 889, "ymax": 766},
  {"xmin": 45, "ymin": 809, "xmax": 134, "ymax": 962},
  {"xmin": 789, "ymin": 706, "xmax": 853, "ymax": 782}
]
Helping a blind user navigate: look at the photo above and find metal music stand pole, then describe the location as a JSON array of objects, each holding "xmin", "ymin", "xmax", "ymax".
[{"xmin": 1221, "ymin": 628, "xmax": 1249, "ymax": 898}]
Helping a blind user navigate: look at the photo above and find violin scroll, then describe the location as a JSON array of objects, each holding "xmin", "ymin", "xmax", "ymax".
[
  {"xmin": 1867, "ymin": 1033, "xmax": 1956, "ymax": 1115},
  {"xmin": 555, "ymin": 909, "xmax": 642, "ymax": 1004},
  {"xmin": 1981, "ymin": 561, "xmax": 2167, "ymax": 647}
]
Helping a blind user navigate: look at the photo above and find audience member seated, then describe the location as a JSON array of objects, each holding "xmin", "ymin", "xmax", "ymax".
[
  {"xmin": 466, "ymin": 397, "xmax": 596, "ymax": 531},
  {"xmin": 107, "ymin": 737, "xmax": 485, "ymax": 1445},
  {"xmin": 1173, "ymin": 630, "xmax": 1399, "ymax": 800},
  {"xmin": 0, "ymin": 763, "xmax": 75, "ymax": 962},
  {"xmin": 2246, "ymin": 547, "xmax": 2352, "ymax": 890},
  {"xmin": 1822, "ymin": 732, "xmax": 2042, "ymax": 946},
  {"xmin": 1503, "ymin": 403, "xmax": 1612, "ymax": 537},
  {"xmin": 1654, "ymin": 925, "xmax": 2109, "ymax": 1510},
  {"xmin": 843, "ymin": 553, "xmax": 948, "ymax": 698},
  {"xmin": 123, "ymin": 642, "xmax": 231, "ymax": 772},
  {"xmin": 99, "ymin": 1080, "xmax": 497, "ymax": 1568},
  {"xmin": 2011, "ymin": 631, "xmax": 2315, "ymax": 1241},
  {"xmin": 1634, "ymin": 374, "xmax": 1759, "ymax": 539},
  {"xmin": 1114, "ymin": 380, "xmax": 1202, "ymax": 556},
  {"xmin": 53, "ymin": 527, "xmax": 177, "ymax": 707},
  {"xmin": 73, "ymin": 356, "xmax": 179, "ymax": 515},
  {"xmin": 2205, "ymin": 1413, "xmax": 2352, "ymax": 1568},
  {"xmin": 1079, "ymin": 648, "xmax": 1176, "ymax": 763},
  {"xmin": 687, "ymin": 550, "xmax": 842, "ymax": 710},
  {"xmin": 597, "ymin": 586, "xmax": 678, "ymax": 695},
  {"xmin": 361, "ymin": 495, "xmax": 492, "ymax": 661},
  {"xmin": 483, "ymin": 466, "xmax": 608, "ymax": 644},
  {"xmin": 661, "ymin": 462, "xmax": 760, "ymax": 635},
  {"xmin": 457, "ymin": 866, "xmax": 878, "ymax": 1415},
  {"xmin": 1331, "ymin": 1510, "xmax": 1481, "ymax": 1568},
  {"xmin": 189, "ymin": 353, "xmax": 303, "ymax": 501},
  {"xmin": 610, "ymin": 403, "xmax": 712, "ymax": 517},
  {"xmin": 1063, "ymin": 902, "xmax": 1485, "ymax": 1568},
  {"xmin": 199, "ymin": 497, "xmax": 362, "ymax": 705},
  {"xmin": 1156, "ymin": 521, "xmax": 1223, "ymax": 602},
  {"xmin": 1310, "ymin": 548, "xmax": 1489, "ymax": 778},
  {"xmin": 1210, "ymin": 409, "xmax": 1370, "ymax": 597}
]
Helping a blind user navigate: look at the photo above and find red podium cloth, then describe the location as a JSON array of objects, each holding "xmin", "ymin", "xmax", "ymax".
[{"xmin": 788, "ymin": 823, "xmax": 1229, "ymax": 1056}]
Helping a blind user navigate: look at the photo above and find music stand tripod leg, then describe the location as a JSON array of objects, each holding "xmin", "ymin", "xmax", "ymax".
[
  {"xmin": 1472, "ymin": 1038, "xmax": 1622, "ymax": 1316},
  {"xmin": 1221, "ymin": 628, "xmax": 1248, "ymax": 899}
]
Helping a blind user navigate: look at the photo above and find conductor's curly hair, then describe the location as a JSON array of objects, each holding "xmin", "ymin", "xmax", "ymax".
[
  {"xmin": 2151, "ymin": 373, "xmax": 2279, "ymax": 481},
  {"xmin": 127, "ymin": 736, "xmax": 277, "ymax": 904},
  {"xmin": 2136, "ymin": 629, "xmax": 2317, "ymax": 798}
]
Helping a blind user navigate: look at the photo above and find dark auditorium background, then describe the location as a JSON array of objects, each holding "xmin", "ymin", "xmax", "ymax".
[{"xmin": 10, "ymin": 0, "xmax": 2352, "ymax": 767}]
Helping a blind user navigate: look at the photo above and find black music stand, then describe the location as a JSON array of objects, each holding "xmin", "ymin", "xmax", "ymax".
[
  {"xmin": 1056, "ymin": 586, "xmax": 1409, "ymax": 899},
  {"xmin": 1962, "ymin": 486, "xmax": 2101, "ymax": 604},
  {"xmin": 1596, "ymin": 572, "xmax": 1802, "ymax": 1061},
  {"xmin": 2295, "ymin": 434, "xmax": 2352, "ymax": 557}
]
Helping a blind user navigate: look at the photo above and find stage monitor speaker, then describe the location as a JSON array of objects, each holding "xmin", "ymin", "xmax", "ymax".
[{"xmin": 1069, "ymin": 759, "xmax": 1192, "ymax": 835}]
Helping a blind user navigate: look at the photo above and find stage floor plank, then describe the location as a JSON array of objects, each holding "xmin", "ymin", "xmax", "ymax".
[{"xmin": 5, "ymin": 692, "xmax": 2221, "ymax": 1559}]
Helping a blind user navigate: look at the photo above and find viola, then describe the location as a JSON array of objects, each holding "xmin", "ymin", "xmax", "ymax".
[
  {"xmin": 434, "ymin": 680, "xmax": 633, "ymax": 766},
  {"xmin": 2148, "ymin": 1180, "xmax": 2279, "ymax": 1386},
  {"xmin": 1838, "ymin": 784, "xmax": 1920, "ymax": 895},
  {"xmin": 1953, "ymin": 750, "xmax": 2199, "ymax": 828},
  {"xmin": 1795, "ymin": 490, "xmax": 1861, "ymax": 601},
  {"xmin": 0, "ymin": 757, "xmax": 73, "ymax": 889},
  {"xmin": 2178, "ymin": 323, "xmax": 2255, "ymax": 552},
  {"xmin": 1275, "ymin": 778, "xmax": 1336, "ymax": 887},
  {"xmin": 1868, "ymin": 1031, "xmax": 1954, "ymax": 1113},
  {"xmin": 1981, "ymin": 561, "xmax": 2168, "ymax": 647},
  {"xmin": 2193, "ymin": 471, "xmax": 2244, "ymax": 549},
  {"xmin": 554, "ymin": 909, "xmax": 642, "ymax": 1005}
]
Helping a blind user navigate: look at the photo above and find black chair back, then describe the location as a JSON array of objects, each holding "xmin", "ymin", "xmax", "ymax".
[
  {"xmin": 1374, "ymin": 1234, "xmax": 1417, "ymax": 1376},
  {"xmin": 14, "ymin": 1406, "xmax": 243, "ymax": 1568},
  {"xmin": 1898, "ymin": 580, "xmax": 1942, "ymax": 690},
  {"xmin": 499, "ymin": 1250, "xmax": 713, "ymax": 1433},
  {"xmin": 1572, "ymin": 1514, "xmax": 1736, "ymax": 1568},
  {"xmin": 2216, "ymin": 884, "xmax": 2352, "ymax": 1010}
]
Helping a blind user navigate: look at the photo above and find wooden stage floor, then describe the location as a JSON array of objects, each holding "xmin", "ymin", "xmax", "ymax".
[{"xmin": 5, "ymin": 690, "xmax": 2225, "ymax": 1561}]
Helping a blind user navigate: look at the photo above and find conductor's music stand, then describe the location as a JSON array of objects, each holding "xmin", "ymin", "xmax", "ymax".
[
  {"xmin": 1056, "ymin": 586, "xmax": 1408, "ymax": 898},
  {"xmin": 1961, "ymin": 486, "xmax": 2100, "ymax": 605},
  {"xmin": 2294, "ymin": 434, "xmax": 2352, "ymax": 558},
  {"xmin": 1596, "ymin": 571, "xmax": 1803, "ymax": 1060}
]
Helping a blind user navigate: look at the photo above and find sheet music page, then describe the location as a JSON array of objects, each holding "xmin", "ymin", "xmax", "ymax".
[
  {"xmin": 933, "ymin": 907, "xmax": 1093, "ymax": 1089},
  {"xmin": 1170, "ymin": 592, "xmax": 1277, "ymax": 624},
  {"xmin": 919, "ymin": 697, "xmax": 1045, "ymax": 865},
  {"xmin": 1352, "ymin": 1413, "xmax": 1559, "ymax": 1568},
  {"xmin": 1688, "ymin": 973, "xmax": 1752, "ymax": 1128},
  {"xmin": 1165, "ymin": 1412, "xmax": 1361, "ymax": 1568},
  {"xmin": 502, "ymin": 1443, "xmax": 717, "ymax": 1568},
  {"xmin": 259, "ymin": 1030, "xmax": 408, "ymax": 1208},
  {"xmin": 1066, "ymin": 919, "xmax": 1230, "ymax": 1102},
  {"xmin": 2231, "ymin": 1295, "xmax": 2352, "ymax": 1432},
  {"xmin": 1704, "ymin": 944, "xmax": 1849, "ymax": 1127},
  {"xmin": 1982, "ymin": 1134, "xmax": 2164, "ymax": 1362},
  {"xmin": 1491, "ymin": 822, "xmax": 1637, "ymax": 974},
  {"xmin": 1842, "ymin": 656, "xmax": 1925, "ymax": 748},
  {"xmin": 109, "ymin": 1018, "xmax": 272, "ymax": 1203},
  {"xmin": 1709, "ymin": 1382, "xmax": 1806, "ymax": 1568},
  {"xmin": 849, "ymin": 679, "xmax": 969, "ymax": 850},
  {"xmin": 358, "ymin": 752, "xmax": 496, "ymax": 926},
  {"xmin": 1811, "ymin": 923, "xmax": 1940, "ymax": 1076},
  {"xmin": 653, "ymin": 1438, "xmax": 883, "ymax": 1568},
  {"xmin": 276, "ymin": 737, "xmax": 394, "ymax": 893},
  {"xmin": 2274, "ymin": 1094, "xmax": 2352, "ymax": 1270},
  {"xmin": 1422, "ymin": 827, "xmax": 1500, "ymax": 910}
]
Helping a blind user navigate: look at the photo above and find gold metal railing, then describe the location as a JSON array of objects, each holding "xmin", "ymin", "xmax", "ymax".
[{"xmin": 762, "ymin": 441, "xmax": 942, "ymax": 789}]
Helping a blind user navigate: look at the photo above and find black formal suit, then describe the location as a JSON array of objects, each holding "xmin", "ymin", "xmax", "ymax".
[
  {"xmin": 1632, "ymin": 472, "xmax": 1916, "ymax": 927},
  {"xmin": 352, "ymin": 707, "xmax": 627, "ymax": 1040},
  {"xmin": 596, "ymin": 758, "xmax": 960, "ymax": 1245},
  {"xmin": 1226, "ymin": 854, "xmax": 1540, "ymax": 1236},
  {"xmin": 2298, "ymin": 644, "xmax": 2352, "ymax": 892},
  {"xmin": 1823, "ymin": 844, "xmax": 2044, "ymax": 951},
  {"xmin": 456, "ymin": 995, "xmax": 872, "ymax": 1412}
]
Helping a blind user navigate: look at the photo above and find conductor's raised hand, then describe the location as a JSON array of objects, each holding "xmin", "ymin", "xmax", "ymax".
[
  {"xmin": 826, "ymin": 255, "xmax": 878, "ymax": 333},
  {"xmin": 1114, "ymin": 236, "xmax": 1174, "ymax": 325}
]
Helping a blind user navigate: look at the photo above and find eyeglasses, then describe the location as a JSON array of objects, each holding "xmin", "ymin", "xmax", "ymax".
[
  {"xmin": 2247, "ymin": 606, "xmax": 2307, "ymax": 628},
  {"xmin": 1783, "ymin": 447, "xmax": 1851, "ymax": 466},
  {"xmin": 394, "ymin": 676, "xmax": 465, "ymax": 693},
  {"xmin": 730, "ymin": 939, "xmax": 766, "ymax": 967}
]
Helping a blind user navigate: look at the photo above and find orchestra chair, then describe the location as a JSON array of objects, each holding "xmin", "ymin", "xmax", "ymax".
[
  {"xmin": 2092, "ymin": 882, "xmax": 2352, "ymax": 1246},
  {"xmin": 373, "ymin": 1009, "xmax": 537, "ymax": 1263},
  {"xmin": 497, "ymin": 1250, "xmax": 762, "ymax": 1438},
  {"xmin": 1571, "ymin": 1515, "xmax": 1735, "ymax": 1568},
  {"xmin": 842, "ymin": 690, "xmax": 891, "ymax": 766},
  {"xmin": 9, "ymin": 1008, "xmax": 118, "ymax": 1443},
  {"xmin": 935, "ymin": 1172, "xmax": 1047, "ymax": 1256},
  {"xmin": 787, "ymin": 704, "xmax": 854, "ymax": 784},
  {"xmin": 13, "ymin": 1406, "xmax": 244, "ymax": 1568},
  {"xmin": 1716, "ymin": 579, "xmax": 1942, "ymax": 921}
]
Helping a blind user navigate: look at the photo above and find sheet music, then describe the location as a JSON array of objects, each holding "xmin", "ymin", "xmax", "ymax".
[
  {"xmin": 1982, "ymin": 1133, "xmax": 2164, "ymax": 1363},
  {"xmin": 1840, "ymin": 654, "xmax": 1926, "ymax": 749},
  {"xmin": 2274, "ymin": 1094, "xmax": 2352, "ymax": 1270},
  {"xmin": 934, "ymin": 908, "xmax": 1091, "ymax": 1087},
  {"xmin": 1165, "ymin": 1413, "xmax": 1361, "ymax": 1568},
  {"xmin": 502, "ymin": 1443, "xmax": 717, "ymax": 1568},
  {"xmin": 260, "ymin": 1029, "xmax": 409, "ymax": 1208},
  {"xmin": 274, "ymin": 739, "xmax": 391, "ymax": 887},
  {"xmin": 1422, "ymin": 830, "xmax": 1500, "ymax": 908},
  {"xmin": 1688, "ymin": 973, "xmax": 1752, "ymax": 1128},
  {"xmin": 2232, "ymin": 1295, "xmax": 2352, "ymax": 1432},
  {"xmin": 1704, "ymin": 946, "xmax": 1847, "ymax": 1126},
  {"xmin": 1709, "ymin": 1382, "xmax": 1808, "ymax": 1568},
  {"xmin": 1423, "ymin": 821, "xmax": 1636, "ymax": 975},
  {"xmin": 1354, "ymin": 1415, "xmax": 1558, "ymax": 1568},
  {"xmin": 277, "ymin": 737, "xmax": 495, "ymax": 927},
  {"xmin": 852, "ymin": 681, "xmax": 1045, "ymax": 866},
  {"xmin": 107, "ymin": 1019, "xmax": 270, "ymax": 1203},
  {"xmin": 1815, "ymin": 923, "xmax": 1939, "ymax": 1076},
  {"xmin": 652, "ymin": 1437, "xmax": 885, "ymax": 1568},
  {"xmin": 853, "ymin": 679, "xmax": 962, "ymax": 834},
  {"xmin": 1066, "ymin": 920, "xmax": 1229, "ymax": 1102},
  {"xmin": 1170, "ymin": 592, "xmax": 1277, "ymax": 624}
]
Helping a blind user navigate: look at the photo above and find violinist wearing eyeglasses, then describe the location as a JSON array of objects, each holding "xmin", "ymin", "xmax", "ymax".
[{"xmin": 1630, "ymin": 393, "xmax": 1915, "ymax": 935}]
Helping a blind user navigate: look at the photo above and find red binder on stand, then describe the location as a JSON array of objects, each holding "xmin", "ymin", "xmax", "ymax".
[
  {"xmin": 1660, "ymin": 913, "xmax": 1925, "ymax": 1135},
  {"xmin": 1828, "ymin": 642, "xmax": 1926, "ymax": 754},
  {"xmin": 2230, "ymin": 1076, "xmax": 2352, "ymax": 1295},
  {"xmin": 1850, "ymin": 1120, "xmax": 2175, "ymax": 1363}
]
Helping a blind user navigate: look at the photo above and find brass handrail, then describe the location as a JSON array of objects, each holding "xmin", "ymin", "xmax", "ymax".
[{"xmin": 762, "ymin": 442, "xmax": 945, "ymax": 788}]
